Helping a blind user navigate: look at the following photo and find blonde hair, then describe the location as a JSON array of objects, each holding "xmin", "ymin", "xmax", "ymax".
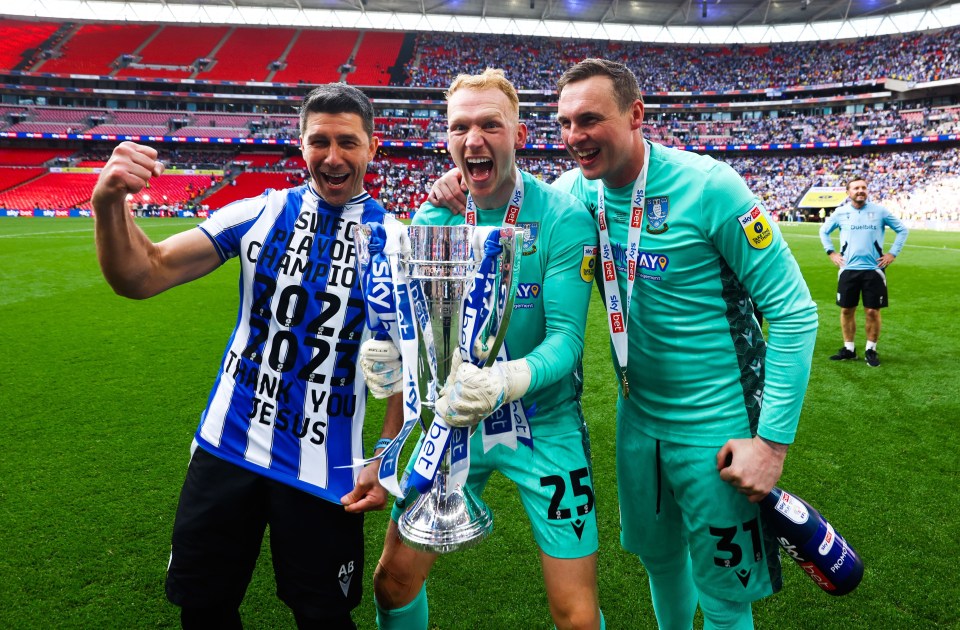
[{"xmin": 445, "ymin": 68, "xmax": 520, "ymax": 118}]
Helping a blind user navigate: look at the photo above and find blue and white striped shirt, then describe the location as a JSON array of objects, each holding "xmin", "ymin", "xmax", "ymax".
[{"xmin": 195, "ymin": 184, "xmax": 386, "ymax": 503}]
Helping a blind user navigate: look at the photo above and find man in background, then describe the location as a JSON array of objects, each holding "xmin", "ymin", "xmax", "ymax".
[{"xmin": 820, "ymin": 176, "xmax": 909, "ymax": 367}]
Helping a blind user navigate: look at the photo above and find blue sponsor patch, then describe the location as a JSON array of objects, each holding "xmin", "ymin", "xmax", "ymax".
[{"xmin": 516, "ymin": 283, "xmax": 541, "ymax": 300}]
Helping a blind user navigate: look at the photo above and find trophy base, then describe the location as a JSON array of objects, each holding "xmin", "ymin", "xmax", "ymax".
[{"xmin": 398, "ymin": 482, "xmax": 493, "ymax": 554}]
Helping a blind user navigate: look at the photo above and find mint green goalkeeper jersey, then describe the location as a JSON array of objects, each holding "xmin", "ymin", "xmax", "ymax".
[
  {"xmin": 413, "ymin": 170, "xmax": 598, "ymax": 437},
  {"xmin": 553, "ymin": 142, "xmax": 818, "ymax": 446}
]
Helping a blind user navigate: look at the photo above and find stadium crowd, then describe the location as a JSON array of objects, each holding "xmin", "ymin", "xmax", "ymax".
[
  {"xmin": 728, "ymin": 147, "xmax": 960, "ymax": 223},
  {"xmin": 364, "ymin": 105, "xmax": 960, "ymax": 146},
  {"xmin": 405, "ymin": 27, "xmax": 960, "ymax": 91},
  {"xmin": 4, "ymin": 144, "xmax": 956, "ymax": 226},
  {"xmin": 363, "ymin": 148, "xmax": 959, "ymax": 225}
]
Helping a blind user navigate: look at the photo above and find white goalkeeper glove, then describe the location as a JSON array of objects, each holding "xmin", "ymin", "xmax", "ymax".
[
  {"xmin": 435, "ymin": 359, "xmax": 531, "ymax": 428},
  {"xmin": 359, "ymin": 338, "xmax": 402, "ymax": 399}
]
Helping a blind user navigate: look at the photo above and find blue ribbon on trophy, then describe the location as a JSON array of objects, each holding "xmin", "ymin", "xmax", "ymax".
[
  {"xmin": 354, "ymin": 221, "xmax": 431, "ymax": 498},
  {"xmin": 462, "ymin": 228, "xmax": 535, "ymax": 454},
  {"xmin": 354, "ymin": 222, "xmax": 525, "ymax": 553}
]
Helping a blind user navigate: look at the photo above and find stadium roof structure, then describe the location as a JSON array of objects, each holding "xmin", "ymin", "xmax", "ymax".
[{"xmin": 6, "ymin": 0, "xmax": 960, "ymax": 42}]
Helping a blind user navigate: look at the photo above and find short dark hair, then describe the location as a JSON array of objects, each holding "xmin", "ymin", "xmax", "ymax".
[
  {"xmin": 846, "ymin": 176, "xmax": 868, "ymax": 190},
  {"xmin": 299, "ymin": 83, "xmax": 374, "ymax": 138},
  {"xmin": 557, "ymin": 58, "xmax": 643, "ymax": 112}
]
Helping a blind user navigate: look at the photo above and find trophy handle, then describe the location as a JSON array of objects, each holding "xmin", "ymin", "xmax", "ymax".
[{"xmin": 482, "ymin": 228, "xmax": 524, "ymax": 368}]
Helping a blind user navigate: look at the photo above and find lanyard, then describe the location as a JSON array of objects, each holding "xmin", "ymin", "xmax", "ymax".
[
  {"xmin": 596, "ymin": 144, "xmax": 650, "ymax": 398},
  {"xmin": 464, "ymin": 168, "xmax": 532, "ymax": 452},
  {"xmin": 465, "ymin": 168, "xmax": 524, "ymax": 228}
]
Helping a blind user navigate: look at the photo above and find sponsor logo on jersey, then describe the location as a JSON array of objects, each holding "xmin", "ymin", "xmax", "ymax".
[
  {"xmin": 572, "ymin": 518, "xmax": 586, "ymax": 540},
  {"xmin": 580, "ymin": 245, "xmax": 597, "ymax": 282},
  {"xmin": 645, "ymin": 196, "xmax": 670, "ymax": 234},
  {"xmin": 738, "ymin": 205, "xmax": 773, "ymax": 249},
  {"xmin": 638, "ymin": 252, "xmax": 669, "ymax": 272},
  {"xmin": 338, "ymin": 560, "xmax": 355, "ymax": 597},
  {"xmin": 516, "ymin": 283, "xmax": 541, "ymax": 299},
  {"xmin": 518, "ymin": 221, "xmax": 539, "ymax": 255}
]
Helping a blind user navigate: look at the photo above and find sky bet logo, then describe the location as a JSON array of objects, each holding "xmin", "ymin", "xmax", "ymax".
[
  {"xmin": 506, "ymin": 205, "xmax": 521, "ymax": 224},
  {"xmin": 610, "ymin": 312, "xmax": 625, "ymax": 333},
  {"xmin": 603, "ymin": 260, "xmax": 617, "ymax": 282},
  {"xmin": 598, "ymin": 212, "xmax": 607, "ymax": 231},
  {"xmin": 631, "ymin": 207, "xmax": 643, "ymax": 228}
]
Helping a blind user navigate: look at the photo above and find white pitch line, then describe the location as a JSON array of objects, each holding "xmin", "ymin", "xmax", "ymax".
[
  {"xmin": 0, "ymin": 221, "xmax": 196, "ymax": 238},
  {"xmin": 783, "ymin": 232, "xmax": 960, "ymax": 252},
  {"xmin": 0, "ymin": 228, "xmax": 95, "ymax": 238}
]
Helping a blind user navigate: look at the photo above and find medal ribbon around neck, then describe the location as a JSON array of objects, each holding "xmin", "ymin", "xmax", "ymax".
[
  {"xmin": 464, "ymin": 168, "xmax": 534, "ymax": 453},
  {"xmin": 596, "ymin": 143, "xmax": 650, "ymax": 399}
]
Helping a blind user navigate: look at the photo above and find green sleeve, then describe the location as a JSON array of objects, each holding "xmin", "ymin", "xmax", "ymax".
[
  {"xmin": 702, "ymin": 163, "xmax": 818, "ymax": 444},
  {"xmin": 524, "ymin": 194, "xmax": 597, "ymax": 393},
  {"xmin": 549, "ymin": 169, "xmax": 582, "ymax": 196}
]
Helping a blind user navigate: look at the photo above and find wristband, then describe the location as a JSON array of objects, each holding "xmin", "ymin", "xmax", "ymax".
[{"xmin": 375, "ymin": 438, "xmax": 392, "ymax": 451}]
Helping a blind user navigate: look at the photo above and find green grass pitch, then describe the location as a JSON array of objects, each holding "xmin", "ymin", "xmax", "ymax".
[{"xmin": 1, "ymin": 219, "xmax": 957, "ymax": 628}]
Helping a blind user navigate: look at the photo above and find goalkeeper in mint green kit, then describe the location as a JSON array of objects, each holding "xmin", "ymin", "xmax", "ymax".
[
  {"xmin": 431, "ymin": 59, "xmax": 820, "ymax": 629},
  {"xmin": 359, "ymin": 69, "xmax": 603, "ymax": 630},
  {"xmin": 553, "ymin": 59, "xmax": 818, "ymax": 629}
]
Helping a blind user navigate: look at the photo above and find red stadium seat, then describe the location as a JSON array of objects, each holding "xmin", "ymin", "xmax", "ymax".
[
  {"xmin": 271, "ymin": 30, "xmax": 358, "ymax": 84},
  {"xmin": 203, "ymin": 27, "xmax": 297, "ymax": 82},
  {"xmin": 41, "ymin": 23, "xmax": 158, "ymax": 75},
  {"xmin": 203, "ymin": 172, "xmax": 299, "ymax": 210},
  {"xmin": 0, "ymin": 19, "xmax": 60, "ymax": 71},
  {"xmin": 114, "ymin": 25, "xmax": 230, "ymax": 80}
]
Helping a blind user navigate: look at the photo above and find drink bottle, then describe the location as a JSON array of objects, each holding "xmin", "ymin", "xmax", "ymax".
[{"xmin": 761, "ymin": 487, "xmax": 864, "ymax": 595}]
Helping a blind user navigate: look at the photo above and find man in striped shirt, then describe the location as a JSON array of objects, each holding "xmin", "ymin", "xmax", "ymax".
[{"xmin": 92, "ymin": 83, "xmax": 399, "ymax": 629}]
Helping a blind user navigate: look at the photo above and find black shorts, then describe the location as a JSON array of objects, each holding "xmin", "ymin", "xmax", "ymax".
[
  {"xmin": 166, "ymin": 447, "xmax": 364, "ymax": 618},
  {"xmin": 836, "ymin": 269, "xmax": 888, "ymax": 309}
]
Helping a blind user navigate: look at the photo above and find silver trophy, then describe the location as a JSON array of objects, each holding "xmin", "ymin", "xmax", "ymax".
[{"xmin": 355, "ymin": 223, "xmax": 523, "ymax": 553}]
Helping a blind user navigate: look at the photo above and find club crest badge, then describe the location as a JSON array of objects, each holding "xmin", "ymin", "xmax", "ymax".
[
  {"xmin": 645, "ymin": 196, "xmax": 670, "ymax": 234},
  {"xmin": 518, "ymin": 222, "xmax": 539, "ymax": 255}
]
